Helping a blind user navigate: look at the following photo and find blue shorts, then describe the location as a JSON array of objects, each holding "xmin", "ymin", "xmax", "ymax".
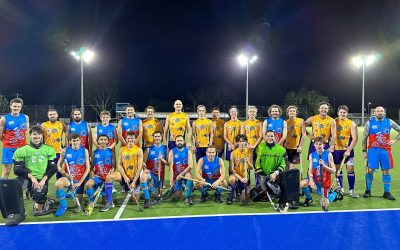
[
  {"xmin": 2, "ymin": 147, "xmax": 17, "ymax": 164},
  {"xmin": 120, "ymin": 178, "xmax": 140, "ymax": 192},
  {"xmin": 195, "ymin": 147, "xmax": 207, "ymax": 162},
  {"xmin": 174, "ymin": 179, "xmax": 188, "ymax": 192},
  {"xmin": 367, "ymin": 147, "xmax": 393, "ymax": 170},
  {"xmin": 308, "ymin": 142, "xmax": 329, "ymax": 156},
  {"xmin": 91, "ymin": 176, "xmax": 106, "ymax": 195},
  {"xmin": 333, "ymin": 150, "xmax": 354, "ymax": 165},
  {"xmin": 148, "ymin": 171, "xmax": 162, "ymax": 193}
]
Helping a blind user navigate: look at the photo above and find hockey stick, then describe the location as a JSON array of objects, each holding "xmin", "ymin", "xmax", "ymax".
[
  {"xmin": 128, "ymin": 185, "xmax": 144, "ymax": 211},
  {"xmin": 180, "ymin": 176, "xmax": 231, "ymax": 191},
  {"xmin": 64, "ymin": 160, "xmax": 82, "ymax": 212},
  {"xmin": 157, "ymin": 155, "xmax": 162, "ymax": 198},
  {"xmin": 85, "ymin": 167, "xmax": 113, "ymax": 216}
]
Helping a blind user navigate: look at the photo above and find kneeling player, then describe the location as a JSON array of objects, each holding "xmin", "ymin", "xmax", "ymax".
[
  {"xmin": 300, "ymin": 137, "xmax": 335, "ymax": 208},
  {"xmin": 13, "ymin": 126, "xmax": 57, "ymax": 216},
  {"xmin": 54, "ymin": 133, "xmax": 91, "ymax": 216},
  {"xmin": 168, "ymin": 135, "xmax": 194, "ymax": 206},
  {"xmin": 196, "ymin": 146, "xmax": 227, "ymax": 203}
]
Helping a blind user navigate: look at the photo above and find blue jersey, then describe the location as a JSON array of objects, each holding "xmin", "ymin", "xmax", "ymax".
[
  {"xmin": 368, "ymin": 118, "xmax": 391, "ymax": 149},
  {"xmin": 69, "ymin": 121, "xmax": 89, "ymax": 149},
  {"xmin": 93, "ymin": 148, "xmax": 113, "ymax": 180},
  {"xmin": 310, "ymin": 150, "xmax": 331, "ymax": 186},
  {"xmin": 146, "ymin": 144, "xmax": 168, "ymax": 175},
  {"xmin": 201, "ymin": 156, "xmax": 221, "ymax": 179},
  {"xmin": 65, "ymin": 146, "xmax": 86, "ymax": 181},
  {"xmin": 266, "ymin": 118, "xmax": 284, "ymax": 142},
  {"xmin": 97, "ymin": 123, "xmax": 115, "ymax": 145},
  {"xmin": 172, "ymin": 147, "xmax": 189, "ymax": 178},
  {"xmin": 3, "ymin": 113, "xmax": 28, "ymax": 148}
]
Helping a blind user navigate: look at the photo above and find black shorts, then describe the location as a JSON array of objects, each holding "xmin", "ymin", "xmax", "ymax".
[
  {"xmin": 286, "ymin": 149, "xmax": 300, "ymax": 164},
  {"xmin": 120, "ymin": 178, "xmax": 141, "ymax": 192}
]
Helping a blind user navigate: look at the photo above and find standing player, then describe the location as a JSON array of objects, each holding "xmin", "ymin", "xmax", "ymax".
[
  {"xmin": 305, "ymin": 101, "xmax": 337, "ymax": 155},
  {"xmin": 334, "ymin": 105, "xmax": 358, "ymax": 197},
  {"xmin": 118, "ymin": 104, "xmax": 143, "ymax": 147},
  {"xmin": 242, "ymin": 106, "xmax": 262, "ymax": 158},
  {"xmin": 211, "ymin": 107, "xmax": 225, "ymax": 158},
  {"xmin": 142, "ymin": 106, "xmax": 163, "ymax": 149},
  {"xmin": 0, "ymin": 98, "xmax": 29, "ymax": 178},
  {"xmin": 223, "ymin": 106, "xmax": 243, "ymax": 169},
  {"xmin": 192, "ymin": 105, "xmax": 214, "ymax": 161},
  {"xmin": 262, "ymin": 104, "xmax": 287, "ymax": 145},
  {"xmin": 168, "ymin": 135, "xmax": 194, "ymax": 206},
  {"xmin": 362, "ymin": 106, "xmax": 400, "ymax": 200},
  {"xmin": 66, "ymin": 108, "xmax": 92, "ymax": 152},
  {"xmin": 284, "ymin": 106, "xmax": 306, "ymax": 169},
  {"xmin": 93, "ymin": 110, "xmax": 117, "ymax": 149},
  {"xmin": 41, "ymin": 108, "xmax": 66, "ymax": 179},
  {"xmin": 54, "ymin": 133, "xmax": 91, "ymax": 216},
  {"xmin": 163, "ymin": 100, "xmax": 192, "ymax": 150},
  {"xmin": 196, "ymin": 146, "xmax": 227, "ymax": 203}
]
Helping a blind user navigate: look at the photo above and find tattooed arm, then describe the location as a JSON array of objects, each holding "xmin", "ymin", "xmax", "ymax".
[
  {"xmin": 389, "ymin": 119, "xmax": 400, "ymax": 145},
  {"xmin": 362, "ymin": 121, "xmax": 370, "ymax": 159}
]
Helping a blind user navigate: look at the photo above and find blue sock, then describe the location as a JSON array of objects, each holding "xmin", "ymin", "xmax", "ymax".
[
  {"xmin": 382, "ymin": 174, "xmax": 391, "ymax": 193},
  {"xmin": 338, "ymin": 171, "xmax": 343, "ymax": 188},
  {"xmin": 303, "ymin": 187, "xmax": 312, "ymax": 199},
  {"xmin": 56, "ymin": 189, "xmax": 67, "ymax": 208},
  {"xmin": 199, "ymin": 187, "xmax": 207, "ymax": 195},
  {"xmin": 366, "ymin": 173, "xmax": 373, "ymax": 191},
  {"xmin": 85, "ymin": 188, "xmax": 95, "ymax": 202},
  {"xmin": 185, "ymin": 180, "xmax": 193, "ymax": 198},
  {"xmin": 140, "ymin": 182, "xmax": 150, "ymax": 199},
  {"xmin": 104, "ymin": 182, "xmax": 113, "ymax": 203},
  {"xmin": 215, "ymin": 188, "xmax": 223, "ymax": 195},
  {"xmin": 347, "ymin": 171, "xmax": 355, "ymax": 190}
]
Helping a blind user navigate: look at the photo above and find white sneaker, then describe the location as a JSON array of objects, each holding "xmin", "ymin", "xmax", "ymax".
[
  {"xmin": 340, "ymin": 187, "xmax": 344, "ymax": 194},
  {"xmin": 349, "ymin": 190, "xmax": 359, "ymax": 198},
  {"xmin": 112, "ymin": 187, "xmax": 117, "ymax": 194}
]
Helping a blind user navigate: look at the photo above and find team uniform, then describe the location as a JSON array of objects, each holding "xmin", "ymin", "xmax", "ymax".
[
  {"xmin": 231, "ymin": 148, "xmax": 252, "ymax": 192},
  {"xmin": 212, "ymin": 118, "xmax": 225, "ymax": 158},
  {"xmin": 146, "ymin": 144, "xmax": 168, "ymax": 192},
  {"xmin": 307, "ymin": 151, "xmax": 332, "ymax": 198},
  {"xmin": 265, "ymin": 118, "xmax": 284, "ymax": 143},
  {"xmin": 63, "ymin": 146, "xmax": 87, "ymax": 194},
  {"xmin": 142, "ymin": 118, "xmax": 163, "ymax": 149},
  {"xmin": 171, "ymin": 147, "xmax": 193, "ymax": 197},
  {"xmin": 121, "ymin": 117, "xmax": 141, "ymax": 147},
  {"xmin": 308, "ymin": 115, "xmax": 334, "ymax": 155},
  {"xmin": 284, "ymin": 117, "xmax": 302, "ymax": 164},
  {"xmin": 96, "ymin": 123, "xmax": 116, "ymax": 147},
  {"xmin": 69, "ymin": 121, "xmax": 90, "ymax": 150},
  {"xmin": 193, "ymin": 118, "xmax": 212, "ymax": 161},
  {"xmin": 1, "ymin": 113, "xmax": 28, "ymax": 164},
  {"xmin": 119, "ymin": 145, "xmax": 141, "ymax": 191},
  {"xmin": 224, "ymin": 120, "xmax": 242, "ymax": 161},
  {"xmin": 198, "ymin": 156, "xmax": 224, "ymax": 196},
  {"xmin": 333, "ymin": 118, "xmax": 354, "ymax": 165},
  {"xmin": 167, "ymin": 112, "xmax": 189, "ymax": 150},
  {"xmin": 42, "ymin": 121, "xmax": 64, "ymax": 178}
]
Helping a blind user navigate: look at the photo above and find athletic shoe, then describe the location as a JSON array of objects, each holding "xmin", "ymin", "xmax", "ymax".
[
  {"xmin": 112, "ymin": 187, "xmax": 117, "ymax": 194},
  {"xmin": 185, "ymin": 197, "xmax": 193, "ymax": 206},
  {"xmin": 100, "ymin": 202, "xmax": 115, "ymax": 212},
  {"xmin": 54, "ymin": 206, "xmax": 67, "ymax": 217},
  {"xmin": 363, "ymin": 190, "xmax": 371, "ymax": 198},
  {"xmin": 349, "ymin": 190, "xmax": 359, "ymax": 198},
  {"xmin": 74, "ymin": 206, "xmax": 82, "ymax": 213},
  {"xmin": 200, "ymin": 194, "xmax": 208, "ymax": 202},
  {"xmin": 383, "ymin": 192, "xmax": 396, "ymax": 201},
  {"xmin": 226, "ymin": 197, "xmax": 233, "ymax": 205},
  {"xmin": 340, "ymin": 188, "xmax": 344, "ymax": 194},
  {"xmin": 214, "ymin": 194, "xmax": 223, "ymax": 203},
  {"xmin": 302, "ymin": 198, "xmax": 313, "ymax": 207},
  {"xmin": 144, "ymin": 199, "xmax": 151, "ymax": 208}
]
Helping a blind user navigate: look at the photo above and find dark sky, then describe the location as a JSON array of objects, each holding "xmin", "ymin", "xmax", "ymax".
[{"xmin": 1, "ymin": 0, "xmax": 400, "ymax": 111}]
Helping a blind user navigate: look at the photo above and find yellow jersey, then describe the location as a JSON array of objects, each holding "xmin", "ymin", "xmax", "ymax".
[
  {"xmin": 167, "ymin": 112, "xmax": 188, "ymax": 141},
  {"xmin": 335, "ymin": 118, "xmax": 352, "ymax": 150},
  {"xmin": 225, "ymin": 120, "xmax": 242, "ymax": 144},
  {"xmin": 42, "ymin": 121, "xmax": 64, "ymax": 153},
  {"xmin": 143, "ymin": 118, "xmax": 163, "ymax": 147},
  {"xmin": 193, "ymin": 118, "xmax": 212, "ymax": 147},
  {"xmin": 243, "ymin": 119, "xmax": 261, "ymax": 146},
  {"xmin": 311, "ymin": 115, "xmax": 334, "ymax": 143},
  {"xmin": 285, "ymin": 117, "xmax": 302, "ymax": 149},
  {"xmin": 120, "ymin": 145, "xmax": 140, "ymax": 179},
  {"xmin": 232, "ymin": 148, "xmax": 252, "ymax": 178},
  {"xmin": 212, "ymin": 118, "xmax": 225, "ymax": 150}
]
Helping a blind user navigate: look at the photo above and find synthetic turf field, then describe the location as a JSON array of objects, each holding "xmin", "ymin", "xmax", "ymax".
[{"xmin": 0, "ymin": 128, "xmax": 399, "ymax": 223}]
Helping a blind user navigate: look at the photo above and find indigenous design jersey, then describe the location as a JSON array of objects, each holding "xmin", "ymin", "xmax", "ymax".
[
  {"xmin": 97, "ymin": 123, "xmax": 115, "ymax": 146},
  {"xmin": 168, "ymin": 112, "xmax": 188, "ymax": 141},
  {"xmin": 311, "ymin": 115, "xmax": 333, "ymax": 143},
  {"xmin": 64, "ymin": 146, "xmax": 86, "ymax": 181},
  {"xmin": 335, "ymin": 118, "xmax": 352, "ymax": 150},
  {"xmin": 143, "ymin": 118, "xmax": 162, "ymax": 147},
  {"xmin": 13, "ymin": 144, "xmax": 56, "ymax": 179},
  {"xmin": 310, "ymin": 150, "xmax": 331, "ymax": 187},
  {"xmin": 212, "ymin": 119, "xmax": 225, "ymax": 150},
  {"xmin": 285, "ymin": 118, "xmax": 302, "ymax": 149},
  {"xmin": 266, "ymin": 118, "xmax": 284, "ymax": 143},
  {"xmin": 121, "ymin": 117, "xmax": 141, "ymax": 146},
  {"xmin": 232, "ymin": 148, "xmax": 252, "ymax": 178},
  {"xmin": 93, "ymin": 148, "xmax": 113, "ymax": 180},
  {"xmin": 194, "ymin": 118, "xmax": 212, "ymax": 147},
  {"xmin": 120, "ymin": 145, "xmax": 140, "ymax": 179},
  {"xmin": 225, "ymin": 120, "xmax": 242, "ymax": 144},
  {"xmin": 172, "ymin": 147, "xmax": 189, "ymax": 179},
  {"xmin": 201, "ymin": 156, "xmax": 221, "ymax": 179},
  {"xmin": 2, "ymin": 113, "xmax": 27, "ymax": 148},
  {"xmin": 243, "ymin": 119, "xmax": 261, "ymax": 146},
  {"xmin": 368, "ymin": 118, "xmax": 391, "ymax": 150},
  {"xmin": 69, "ymin": 121, "xmax": 89, "ymax": 149},
  {"xmin": 146, "ymin": 144, "xmax": 167, "ymax": 175},
  {"xmin": 42, "ymin": 121, "xmax": 64, "ymax": 153}
]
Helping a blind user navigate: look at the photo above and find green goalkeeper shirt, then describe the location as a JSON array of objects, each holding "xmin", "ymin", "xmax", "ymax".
[
  {"xmin": 255, "ymin": 141, "xmax": 287, "ymax": 175},
  {"xmin": 13, "ymin": 144, "xmax": 56, "ymax": 180}
]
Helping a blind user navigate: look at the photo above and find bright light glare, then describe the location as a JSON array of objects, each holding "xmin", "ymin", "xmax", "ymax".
[
  {"xmin": 250, "ymin": 55, "xmax": 258, "ymax": 64},
  {"xmin": 351, "ymin": 53, "xmax": 379, "ymax": 68},
  {"xmin": 82, "ymin": 50, "xmax": 95, "ymax": 63},
  {"xmin": 351, "ymin": 56, "xmax": 363, "ymax": 68},
  {"xmin": 365, "ymin": 54, "xmax": 376, "ymax": 66},
  {"xmin": 70, "ymin": 51, "xmax": 80, "ymax": 60},
  {"xmin": 237, "ymin": 54, "xmax": 248, "ymax": 67}
]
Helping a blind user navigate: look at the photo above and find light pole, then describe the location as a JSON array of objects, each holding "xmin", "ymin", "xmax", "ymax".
[
  {"xmin": 368, "ymin": 102, "xmax": 372, "ymax": 115},
  {"xmin": 70, "ymin": 47, "xmax": 95, "ymax": 117},
  {"xmin": 351, "ymin": 53, "xmax": 378, "ymax": 126},
  {"xmin": 237, "ymin": 53, "xmax": 257, "ymax": 118}
]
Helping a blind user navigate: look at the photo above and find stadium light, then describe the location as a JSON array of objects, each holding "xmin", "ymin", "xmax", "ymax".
[
  {"xmin": 237, "ymin": 53, "xmax": 258, "ymax": 118},
  {"xmin": 69, "ymin": 47, "xmax": 96, "ymax": 117},
  {"xmin": 350, "ymin": 53, "xmax": 379, "ymax": 126}
]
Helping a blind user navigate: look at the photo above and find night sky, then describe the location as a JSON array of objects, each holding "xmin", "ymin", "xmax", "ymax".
[{"xmin": 1, "ymin": 0, "xmax": 400, "ymax": 111}]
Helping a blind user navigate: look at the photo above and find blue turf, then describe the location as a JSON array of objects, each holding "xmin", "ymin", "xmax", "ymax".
[{"xmin": 1, "ymin": 210, "xmax": 399, "ymax": 249}]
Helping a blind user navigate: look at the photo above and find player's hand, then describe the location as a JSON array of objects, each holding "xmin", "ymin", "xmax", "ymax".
[
  {"xmin": 242, "ymin": 177, "xmax": 248, "ymax": 183},
  {"xmin": 66, "ymin": 174, "xmax": 74, "ymax": 181},
  {"xmin": 309, "ymin": 179, "xmax": 316, "ymax": 189},
  {"xmin": 389, "ymin": 139, "xmax": 397, "ymax": 146},
  {"xmin": 270, "ymin": 172, "xmax": 277, "ymax": 181},
  {"xmin": 124, "ymin": 176, "xmax": 131, "ymax": 186},
  {"xmin": 296, "ymin": 146, "xmax": 302, "ymax": 153},
  {"xmin": 211, "ymin": 181, "xmax": 219, "ymax": 189},
  {"xmin": 192, "ymin": 146, "xmax": 197, "ymax": 152},
  {"xmin": 186, "ymin": 143, "xmax": 192, "ymax": 149},
  {"xmin": 130, "ymin": 181, "xmax": 136, "ymax": 189},
  {"xmin": 363, "ymin": 151, "xmax": 368, "ymax": 159},
  {"xmin": 38, "ymin": 179, "xmax": 46, "ymax": 189},
  {"xmin": 30, "ymin": 177, "xmax": 39, "ymax": 189},
  {"xmin": 328, "ymin": 147, "xmax": 334, "ymax": 153},
  {"xmin": 344, "ymin": 151, "xmax": 351, "ymax": 158},
  {"xmin": 229, "ymin": 143, "xmax": 235, "ymax": 151},
  {"xmin": 170, "ymin": 179, "xmax": 174, "ymax": 187},
  {"xmin": 72, "ymin": 182, "xmax": 80, "ymax": 190},
  {"xmin": 176, "ymin": 174, "xmax": 182, "ymax": 180},
  {"xmin": 318, "ymin": 159, "xmax": 324, "ymax": 165}
]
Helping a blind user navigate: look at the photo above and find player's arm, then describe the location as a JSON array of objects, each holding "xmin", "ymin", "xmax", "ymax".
[
  {"xmin": 346, "ymin": 121, "xmax": 358, "ymax": 153},
  {"xmin": 223, "ymin": 123, "xmax": 234, "ymax": 148},
  {"xmin": 135, "ymin": 120, "xmax": 143, "ymax": 146},
  {"xmin": 191, "ymin": 120, "xmax": 197, "ymax": 148},
  {"xmin": 307, "ymin": 154, "xmax": 316, "ymax": 188},
  {"xmin": 109, "ymin": 127, "xmax": 118, "ymax": 149},
  {"xmin": 186, "ymin": 115, "xmax": 192, "ymax": 147},
  {"xmin": 65, "ymin": 125, "xmax": 70, "ymax": 146},
  {"xmin": 163, "ymin": 115, "xmax": 170, "ymax": 143},
  {"xmin": 304, "ymin": 116, "xmax": 314, "ymax": 140},
  {"xmin": 56, "ymin": 149, "xmax": 69, "ymax": 178},
  {"xmin": 389, "ymin": 119, "xmax": 400, "ymax": 145},
  {"xmin": 277, "ymin": 120, "xmax": 288, "ymax": 145},
  {"xmin": 362, "ymin": 121, "xmax": 370, "ymax": 158},
  {"xmin": 261, "ymin": 120, "xmax": 267, "ymax": 141},
  {"xmin": 112, "ymin": 149, "xmax": 116, "ymax": 172},
  {"xmin": 25, "ymin": 115, "xmax": 30, "ymax": 138},
  {"xmin": 230, "ymin": 155, "xmax": 242, "ymax": 182},
  {"xmin": 195, "ymin": 158, "xmax": 205, "ymax": 182},
  {"xmin": 254, "ymin": 121, "xmax": 263, "ymax": 148},
  {"xmin": 132, "ymin": 149, "xmax": 143, "ymax": 185},
  {"xmin": 92, "ymin": 127, "xmax": 99, "ymax": 148},
  {"xmin": 87, "ymin": 123, "xmax": 93, "ymax": 152},
  {"xmin": 168, "ymin": 150, "xmax": 174, "ymax": 186},
  {"xmin": 143, "ymin": 148, "xmax": 149, "ymax": 166},
  {"xmin": 118, "ymin": 152, "xmax": 130, "ymax": 182},
  {"xmin": 217, "ymin": 158, "xmax": 226, "ymax": 183},
  {"xmin": 0, "ymin": 116, "xmax": 5, "ymax": 141},
  {"xmin": 117, "ymin": 120, "xmax": 127, "ymax": 145},
  {"xmin": 209, "ymin": 120, "xmax": 214, "ymax": 146},
  {"xmin": 79, "ymin": 149, "xmax": 91, "ymax": 186},
  {"xmin": 179, "ymin": 150, "xmax": 193, "ymax": 177},
  {"xmin": 298, "ymin": 119, "xmax": 307, "ymax": 151},
  {"xmin": 324, "ymin": 153, "xmax": 336, "ymax": 173},
  {"xmin": 329, "ymin": 118, "xmax": 337, "ymax": 151}
]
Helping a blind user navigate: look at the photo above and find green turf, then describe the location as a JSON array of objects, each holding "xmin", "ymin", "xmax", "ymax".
[{"xmin": 1, "ymin": 127, "xmax": 399, "ymax": 222}]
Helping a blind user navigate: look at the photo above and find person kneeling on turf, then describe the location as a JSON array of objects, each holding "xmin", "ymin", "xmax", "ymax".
[
  {"xmin": 13, "ymin": 125, "xmax": 58, "ymax": 216},
  {"xmin": 196, "ymin": 146, "xmax": 227, "ymax": 203}
]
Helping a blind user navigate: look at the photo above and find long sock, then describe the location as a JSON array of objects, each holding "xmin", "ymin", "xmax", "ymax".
[
  {"xmin": 382, "ymin": 174, "xmax": 391, "ymax": 193},
  {"xmin": 85, "ymin": 188, "xmax": 95, "ymax": 202},
  {"xmin": 229, "ymin": 183, "xmax": 236, "ymax": 198},
  {"xmin": 347, "ymin": 171, "xmax": 355, "ymax": 190},
  {"xmin": 184, "ymin": 180, "xmax": 193, "ymax": 198},
  {"xmin": 104, "ymin": 182, "xmax": 113, "ymax": 203},
  {"xmin": 56, "ymin": 189, "xmax": 67, "ymax": 208},
  {"xmin": 338, "ymin": 171, "xmax": 343, "ymax": 188},
  {"xmin": 215, "ymin": 187, "xmax": 223, "ymax": 195},
  {"xmin": 366, "ymin": 173, "xmax": 373, "ymax": 191},
  {"xmin": 199, "ymin": 187, "xmax": 207, "ymax": 195},
  {"xmin": 140, "ymin": 182, "xmax": 150, "ymax": 199},
  {"xmin": 303, "ymin": 187, "xmax": 312, "ymax": 199}
]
